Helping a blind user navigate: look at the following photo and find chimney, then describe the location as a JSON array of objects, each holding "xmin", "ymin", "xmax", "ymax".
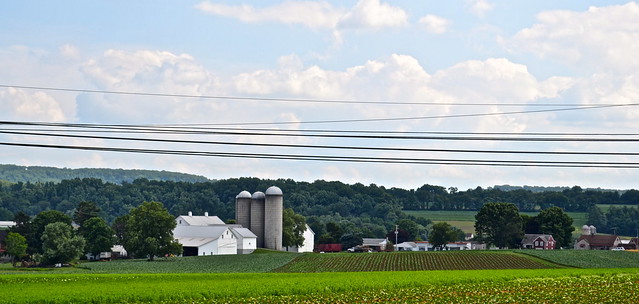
[
  {"xmin": 188, "ymin": 211, "xmax": 192, "ymax": 217},
  {"xmin": 204, "ymin": 212, "xmax": 209, "ymax": 217}
]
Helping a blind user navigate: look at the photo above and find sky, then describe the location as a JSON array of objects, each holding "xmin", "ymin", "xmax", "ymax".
[{"xmin": 1, "ymin": 0, "xmax": 639, "ymax": 191}]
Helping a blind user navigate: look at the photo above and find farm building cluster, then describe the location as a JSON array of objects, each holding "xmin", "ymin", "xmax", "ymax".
[{"xmin": 173, "ymin": 186, "xmax": 315, "ymax": 256}]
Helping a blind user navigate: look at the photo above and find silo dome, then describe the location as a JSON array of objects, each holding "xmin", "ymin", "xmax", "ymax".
[
  {"xmin": 252, "ymin": 191, "xmax": 265, "ymax": 199},
  {"xmin": 236, "ymin": 190, "xmax": 251, "ymax": 199},
  {"xmin": 265, "ymin": 186, "xmax": 283, "ymax": 196}
]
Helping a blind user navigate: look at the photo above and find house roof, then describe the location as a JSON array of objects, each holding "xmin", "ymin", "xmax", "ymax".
[
  {"xmin": 521, "ymin": 234, "xmax": 554, "ymax": 244},
  {"xmin": 362, "ymin": 238, "xmax": 387, "ymax": 246},
  {"xmin": 396, "ymin": 242, "xmax": 417, "ymax": 248},
  {"xmin": 577, "ymin": 234, "xmax": 619, "ymax": 247},
  {"xmin": 230, "ymin": 227, "xmax": 257, "ymax": 239},
  {"xmin": 177, "ymin": 215, "xmax": 225, "ymax": 226},
  {"xmin": 0, "ymin": 221, "xmax": 16, "ymax": 228},
  {"xmin": 176, "ymin": 237, "xmax": 216, "ymax": 247}
]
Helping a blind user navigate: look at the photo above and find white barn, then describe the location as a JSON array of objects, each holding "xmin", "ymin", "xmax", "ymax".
[{"xmin": 173, "ymin": 212, "xmax": 257, "ymax": 256}]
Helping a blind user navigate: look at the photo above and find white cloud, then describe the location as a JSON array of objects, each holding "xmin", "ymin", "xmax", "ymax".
[
  {"xmin": 509, "ymin": 2, "xmax": 639, "ymax": 72},
  {"xmin": 337, "ymin": 0, "xmax": 408, "ymax": 29},
  {"xmin": 196, "ymin": 0, "xmax": 407, "ymax": 30},
  {"xmin": 195, "ymin": 1, "xmax": 343, "ymax": 29},
  {"xmin": 0, "ymin": 87, "xmax": 66, "ymax": 122},
  {"xmin": 466, "ymin": 0, "xmax": 493, "ymax": 17},
  {"xmin": 418, "ymin": 14, "xmax": 451, "ymax": 34}
]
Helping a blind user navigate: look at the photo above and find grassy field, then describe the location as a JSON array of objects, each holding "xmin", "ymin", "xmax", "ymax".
[
  {"xmin": 596, "ymin": 204, "xmax": 639, "ymax": 213},
  {"xmin": 516, "ymin": 249, "xmax": 639, "ymax": 268},
  {"xmin": 404, "ymin": 210, "xmax": 588, "ymax": 233},
  {"xmin": 1, "ymin": 268, "xmax": 637, "ymax": 303},
  {"xmin": 2, "ymin": 250, "xmax": 639, "ymax": 303}
]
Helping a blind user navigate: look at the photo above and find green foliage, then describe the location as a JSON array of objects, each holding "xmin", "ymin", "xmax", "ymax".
[
  {"xmin": 5, "ymin": 232, "xmax": 27, "ymax": 266},
  {"xmin": 125, "ymin": 201, "xmax": 181, "ymax": 260},
  {"xmin": 536, "ymin": 206, "xmax": 575, "ymax": 248},
  {"xmin": 41, "ymin": 222, "xmax": 85, "ymax": 265},
  {"xmin": 29, "ymin": 210, "xmax": 72, "ymax": 254},
  {"xmin": 282, "ymin": 208, "xmax": 306, "ymax": 248},
  {"xmin": 78, "ymin": 217, "xmax": 115, "ymax": 257},
  {"xmin": 429, "ymin": 222, "xmax": 458, "ymax": 250},
  {"xmin": 0, "ymin": 164, "xmax": 209, "ymax": 184},
  {"xmin": 475, "ymin": 202, "xmax": 523, "ymax": 248},
  {"xmin": 73, "ymin": 201, "xmax": 101, "ymax": 227}
]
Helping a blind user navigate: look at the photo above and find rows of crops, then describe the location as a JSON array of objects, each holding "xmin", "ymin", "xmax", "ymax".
[
  {"xmin": 274, "ymin": 251, "xmax": 559, "ymax": 272},
  {"xmin": 517, "ymin": 249, "xmax": 639, "ymax": 268},
  {"xmin": 1, "ymin": 269, "xmax": 637, "ymax": 303}
]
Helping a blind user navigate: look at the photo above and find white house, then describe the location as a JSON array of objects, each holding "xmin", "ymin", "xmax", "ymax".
[
  {"xmin": 282, "ymin": 224, "xmax": 315, "ymax": 253},
  {"xmin": 362, "ymin": 238, "xmax": 388, "ymax": 251},
  {"xmin": 410, "ymin": 241, "xmax": 473, "ymax": 251}
]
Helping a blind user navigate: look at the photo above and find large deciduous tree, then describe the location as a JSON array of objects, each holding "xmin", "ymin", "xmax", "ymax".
[
  {"xmin": 5, "ymin": 232, "xmax": 28, "ymax": 266},
  {"xmin": 282, "ymin": 208, "xmax": 306, "ymax": 249},
  {"xmin": 125, "ymin": 201, "xmax": 182, "ymax": 260},
  {"xmin": 79, "ymin": 217, "xmax": 116, "ymax": 257},
  {"xmin": 29, "ymin": 210, "xmax": 72, "ymax": 254},
  {"xmin": 429, "ymin": 222, "xmax": 458, "ymax": 250},
  {"xmin": 536, "ymin": 206, "xmax": 575, "ymax": 248},
  {"xmin": 475, "ymin": 202, "xmax": 523, "ymax": 248},
  {"xmin": 41, "ymin": 222, "xmax": 86, "ymax": 265}
]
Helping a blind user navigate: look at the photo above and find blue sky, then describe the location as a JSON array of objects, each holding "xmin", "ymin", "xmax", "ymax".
[{"xmin": 1, "ymin": 1, "xmax": 639, "ymax": 190}]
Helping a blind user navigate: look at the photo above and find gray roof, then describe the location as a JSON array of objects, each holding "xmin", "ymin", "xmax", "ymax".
[
  {"xmin": 265, "ymin": 186, "xmax": 283, "ymax": 196},
  {"xmin": 362, "ymin": 238, "xmax": 387, "ymax": 246},
  {"xmin": 177, "ymin": 215, "xmax": 225, "ymax": 226},
  {"xmin": 231, "ymin": 227, "xmax": 257, "ymax": 238},
  {"xmin": 173, "ymin": 225, "xmax": 229, "ymax": 239}
]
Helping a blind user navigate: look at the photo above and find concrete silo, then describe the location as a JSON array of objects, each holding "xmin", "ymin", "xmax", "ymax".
[
  {"xmin": 235, "ymin": 190, "xmax": 252, "ymax": 229},
  {"xmin": 264, "ymin": 186, "xmax": 283, "ymax": 250},
  {"xmin": 250, "ymin": 191, "xmax": 266, "ymax": 248}
]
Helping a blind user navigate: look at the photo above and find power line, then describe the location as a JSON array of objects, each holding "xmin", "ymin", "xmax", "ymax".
[
  {"xmin": 0, "ymin": 83, "xmax": 629, "ymax": 107},
  {"xmin": 3, "ymin": 129, "xmax": 639, "ymax": 143},
  {"xmin": 2, "ymin": 141, "xmax": 638, "ymax": 168}
]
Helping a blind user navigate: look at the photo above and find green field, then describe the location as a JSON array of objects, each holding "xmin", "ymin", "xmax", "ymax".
[
  {"xmin": 596, "ymin": 204, "xmax": 639, "ymax": 213},
  {"xmin": 1, "ymin": 268, "xmax": 637, "ymax": 303},
  {"xmin": 404, "ymin": 210, "xmax": 588, "ymax": 233},
  {"xmin": 2, "ymin": 250, "xmax": 639, "ymax": 303}
]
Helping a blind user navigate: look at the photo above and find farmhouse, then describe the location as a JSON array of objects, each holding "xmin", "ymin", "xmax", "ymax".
[{"xmin": 521, "ymin": 234, "xmax": 556, "ymax": 250}]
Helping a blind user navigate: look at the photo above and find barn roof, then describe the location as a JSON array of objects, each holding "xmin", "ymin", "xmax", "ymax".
[
  {"xmin": 230, "ymin": 227, "xmax": 257, "ymax": 238},
  {"xmin": 177, "ymin": 215, "xmax": 225, "ymax": 226},
  {"xmin": 577, "ymin": 234, "xmax": 619, "ymax": 246},
  {"xmin": 176, "ymin": 237, "xmax": 216, "ymax": 247}
]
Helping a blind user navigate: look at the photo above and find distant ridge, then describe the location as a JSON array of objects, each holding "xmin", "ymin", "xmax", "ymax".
[{"xmin": 0, "ymin": 164, "xmax": 210, "ymax": 184}]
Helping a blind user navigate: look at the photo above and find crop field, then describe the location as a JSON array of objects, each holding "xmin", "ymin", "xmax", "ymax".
[
  {"xmin": 596, "ymin": 204, "xmax": 639, "ymax": 213},
  {"xmin": 274, "ymin": 251, "xmax": 559, "ymax": 272},
  {"xmin": 1, "ymin": 268, "xmax": 637, "ymax": 303},
  {"xmin": 517, "ymin": 249, "xmax": 639, "ymax": 268}
]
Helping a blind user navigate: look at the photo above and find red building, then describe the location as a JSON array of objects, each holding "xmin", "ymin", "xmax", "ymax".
[{"xmin": 521, "ymin": 234, "xmax": 556, "ymax": 250}]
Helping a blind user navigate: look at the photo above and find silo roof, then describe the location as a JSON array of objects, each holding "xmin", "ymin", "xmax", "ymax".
[
  {"xmin": 252, "ymin": 191, "xmax": 265, "ymax": 199},
  {"xmin": 236, "ymin": 190, "xmax": 251, "ymax": 199},
  {"xmin": 265, "ymin": 186, "xmax": 283, "ymax": 196}
]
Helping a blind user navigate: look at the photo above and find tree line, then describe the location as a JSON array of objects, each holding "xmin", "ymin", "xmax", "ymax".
[{"xmin": 1, "ymin": 177, "xmax": 638, "ymax": 247}]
